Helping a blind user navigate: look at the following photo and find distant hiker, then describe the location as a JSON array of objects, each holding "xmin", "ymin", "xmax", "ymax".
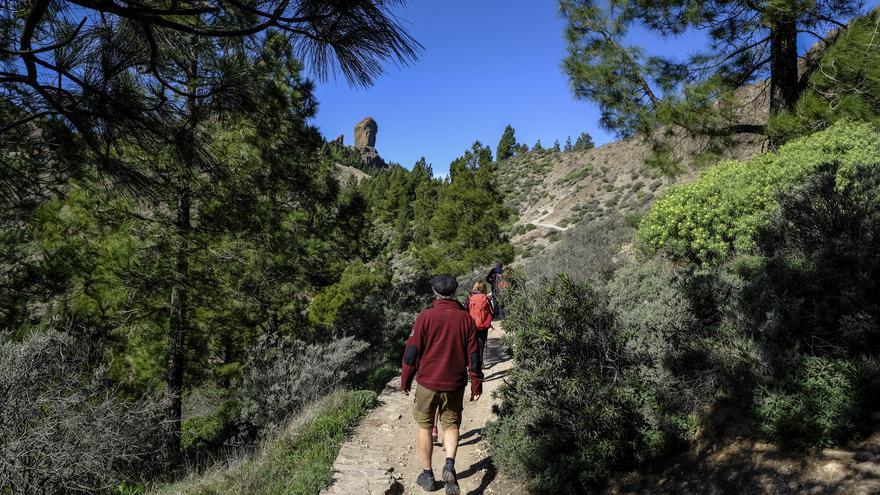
[
  {"xmin": 485, "ymin": 262, "xmax": 503, "ymax": 291},
  {"xmin": 401, "ymin": 274, "xmax": 483, "ymax": 495},
  {"xmin": 467, "ymin": 281, "xmax": 493, "ymax": 364},
  {"xmin": 485, "ymin": 262, "xmax": 504, "ymax": 315}
]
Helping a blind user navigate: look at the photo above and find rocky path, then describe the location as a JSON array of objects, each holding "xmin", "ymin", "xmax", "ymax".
[
  {"xmin": 321, "ymin": 322, "xmax": 527, "ymax": 495},
  {"xmin": 531, "ymin": 208, "xmax": 568, "ymax": 232}
]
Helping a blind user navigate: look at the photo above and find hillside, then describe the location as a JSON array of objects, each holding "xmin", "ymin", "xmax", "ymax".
[{"xmin": 498, "ymin": 131, "xmax": 766, "ymax": 278}]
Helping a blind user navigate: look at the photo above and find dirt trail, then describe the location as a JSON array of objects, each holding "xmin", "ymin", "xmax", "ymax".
[
  {"xmin": 322, "ymin": 322, "xmax": 527, "ymax": 495},
  {"xmin": 531, "ymin": 208, "xmax": 568, "ymax": 232}
]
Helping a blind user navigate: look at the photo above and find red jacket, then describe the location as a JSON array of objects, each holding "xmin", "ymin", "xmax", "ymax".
[{"xmin": 400, "ymin": 299, "xmax": 483, "ymax": 396}]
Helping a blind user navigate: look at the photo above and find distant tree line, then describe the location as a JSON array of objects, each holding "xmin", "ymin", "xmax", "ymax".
[{"xmin": 496, "ymin": 125, "xmax": 594, "ymax": 160}]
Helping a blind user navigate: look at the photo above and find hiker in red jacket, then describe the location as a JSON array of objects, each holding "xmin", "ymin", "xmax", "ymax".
[
  {"xmin": 401, "ymin": 274, "xmax": 483, "ymax": 495},
  {"xmin": 466, "ymin": 281, "xmax": 493, "ymax": 365}
]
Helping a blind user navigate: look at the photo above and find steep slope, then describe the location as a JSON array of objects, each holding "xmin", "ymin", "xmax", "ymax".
[{"xmin": 499, "ymin": 132, "xmax": 766, "ymax": 278}]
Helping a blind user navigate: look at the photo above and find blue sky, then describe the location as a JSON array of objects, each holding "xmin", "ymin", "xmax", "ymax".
[
  {"xmin": 313, "ymin": 1, "xmax": 612, "ymax": 176},
  {"xmin": 311, "ymin": 1, "xmax": 830, "ymax": 176}
]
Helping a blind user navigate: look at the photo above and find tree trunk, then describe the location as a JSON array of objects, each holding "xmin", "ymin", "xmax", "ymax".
[
  {"xmin": 769, "ymin": 19, "xmax": 800, "ymax": 114},
  {"xmin": 161, "ymin": 50, "xmax": 198, "ymax": 470},
  {"xmin": 161, "ymin": 177, "xmax": 191, "ymax": 469}
]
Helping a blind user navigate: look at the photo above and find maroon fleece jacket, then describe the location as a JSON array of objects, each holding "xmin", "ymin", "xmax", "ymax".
[{"xmin": 400, "ymin": 299, "xmax": 483, "ymax": 396}]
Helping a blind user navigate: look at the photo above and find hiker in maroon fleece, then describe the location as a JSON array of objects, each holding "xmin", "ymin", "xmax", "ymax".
[{"xmin": 401, "ymin": 274, "xmax": 483, "ymax": 495}]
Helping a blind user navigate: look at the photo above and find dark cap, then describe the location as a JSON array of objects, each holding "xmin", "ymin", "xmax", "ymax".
[{"xmin": 431, "ymin": 274, "xmax": 458, "ymax": 297}]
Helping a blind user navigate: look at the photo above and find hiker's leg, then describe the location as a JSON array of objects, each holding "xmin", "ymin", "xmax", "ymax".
[
  {"xmin": 443, "ymin": 427, "xmax": 459, "ymax": 459},
  {"xmin": 413, "ymin": 385, "xmax": 439, "ymax": 470},
  {"xmin": 475, "ymin": 329, "xmax": 489, "ymax": 367},
  {"xmin": 438, "ymin": 389, "xmax": 465, "ymax": 460},
  {"xmin": 418, "ymin": 426, "xmax": 433, "ymax": 470}
]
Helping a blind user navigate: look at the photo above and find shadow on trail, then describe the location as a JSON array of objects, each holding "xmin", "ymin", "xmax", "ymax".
[
  {"xmin": 458, "ymin": 428, "xmax": 482, "ymax": 447},
  {"xmin": 482, "ymin": 370, "xmax": 506, "ymax": 383},
  {"xmin": 459, "ymin": 428, "xmax": 481, "ymax": 441},
  {"xmin": 458, "ymin": 457, "xmax": 498, "ymax": 495},
  {"xmin": 482, "ymin": 330, "xmax": 511, "ymax": 371},
  {"xmin": 611, "ymin": 409, "xmax": 880, "ymax": 494}
]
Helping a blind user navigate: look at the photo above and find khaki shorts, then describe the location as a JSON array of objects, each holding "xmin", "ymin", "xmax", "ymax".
[{"xmin": 413, "ymin": 384, "xmax": 464, "ymax": 430}]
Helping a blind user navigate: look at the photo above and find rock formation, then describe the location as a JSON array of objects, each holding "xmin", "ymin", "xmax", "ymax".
[
  {"xmin": 331, "ymin": 134, "xmax": 344, "ymax": 146},
  {"xmin": 358, "ymin": 146, "xmax": 386, "ymax": 169},
  {"xmin": 354, "ymin": 117, "xmax": 378, "ymax": 148}
]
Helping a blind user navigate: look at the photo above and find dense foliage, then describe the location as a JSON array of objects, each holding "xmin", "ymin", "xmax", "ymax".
[
  {"xmin": 636, "ymin": 121, "xmax": 880, "ymax": 265},
  {"xmin": 487, "ymin": 273, "xmax": 703, "ymax": 493},
  {"xmin": 0, "ymin": 1, "xmax": 514, "ymax": 490},
  {"xmin": 486, "ymin": 276, "xmax": 638, "ymax": 492},
  {"xmin": 560, "ymin": 0, "xmax": 864, "ymax": 163},
  {"xmin": 490, "ymin": 120, "xmax": 880, "ymax": 492},
  {"xmin": 359, "ymin": 142, "xmax": 515, "ymax": 275}
]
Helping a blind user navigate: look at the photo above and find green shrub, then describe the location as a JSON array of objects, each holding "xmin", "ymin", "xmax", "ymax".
[
  {"xmin": 486, "ymin": 276, "xmax": 646, "ymax": 493},
  {"xmin": 741, "ymin": 161, "xmax": 880, "ymax": 358},
  {"xmin": 637, "ymin": 122, "xmax": 880, "ymax": 265},
  {"xmin": 511, "ymin": 223, "xmax": 538, "ymax": 236},
  {"xmin": 309, "ymin": 262, "xmax": 385, "ymax": 330},
  {"xmin": 234, "ymin": 335, "xmax": 369, "ymax": 435},
  {"xmin": 623, "ymin": 212, "xmax": 643, "ymax": 228},
  {"xmin": 755, "ymin": 357, "xmax": 859, "ymax": 448},
  {"xmin": 181, "ymin": 400, "xmax": 239, "ymax": 457},
  {"xmin": 607, "ymin": 260, "xmax": 714, "ymax": 447},
  {"xmin": 558, "ymin": 216, "xmax": 579, "ymax": 228},
  {"xmin": 556, "ymin": 165, "xmax": 593, "ymax": 185}
]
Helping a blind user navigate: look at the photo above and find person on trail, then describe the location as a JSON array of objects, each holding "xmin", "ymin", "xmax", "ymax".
[
  {"xmin": 485, "ymin": 262, "xmax": 504, "ymax": 316},
  {"xmin": 401, "ymin": 274, "xmax": 483, "ymax": 495},
  {"xmin": 466, "ymin": 281, "xmax": 493, "ymax": 365},
  {"xmin": 485, "ymin": 262, "xmax": 503, "ymax": 293}
]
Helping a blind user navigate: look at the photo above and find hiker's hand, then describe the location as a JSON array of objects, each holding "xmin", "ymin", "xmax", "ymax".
[
  {"xmin": 402, "ymin": 388, "xmax": 410, "ymax": 396},
  {"xmin": 471, "ymin": 394, "xmax": 481, "ymax": 402}
]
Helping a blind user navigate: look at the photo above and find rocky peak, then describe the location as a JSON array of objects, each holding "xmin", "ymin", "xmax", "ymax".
[{"xmin": 354, "ymin": 117, "xmax": 378, "ymax": 148}]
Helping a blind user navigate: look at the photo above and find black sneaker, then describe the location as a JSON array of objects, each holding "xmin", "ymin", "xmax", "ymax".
[
  {"xmin": 442, "ymin": 463, "xmax": 460, "ymax": 495},
  {"xmin": 416, "ymin": 470, "xmax": 436, "ymax": 492}
]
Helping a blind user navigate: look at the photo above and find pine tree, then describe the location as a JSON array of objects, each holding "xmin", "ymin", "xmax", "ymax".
[
  {"xmin": 552, "ymin": 139, "xmax": 561, "ymax": 152},
  {"xmin": 497, "ymin": 125, "xmax": 517, "ymax": 161},
  {"xmin": 574, "ymin": 132, "xmax": 595, "ymax": 151},
  {"xmin": 534, "ymin": 139, "xmax": 543, "ymax": 151},
  {"xmin": 564, "ymin": 136, "xmax": 574, "ymax": 152},
  {"xmin": 426, "ymin": 142, "xmax": 512, "ymax": 273},
  {"xmin": 410, "ymin": 158, "xmax": 436, "ymax": 248},
  {"xmin": 560, "ymin": 0, "xmax": 863, "ymax": 151},
  {"xmin": 0, "ymin": 1, "xmax": 421, "ymax": 468},
  {"xmin": 769, "ymin": 10, "xmax": 880, "ymax": 143}
]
